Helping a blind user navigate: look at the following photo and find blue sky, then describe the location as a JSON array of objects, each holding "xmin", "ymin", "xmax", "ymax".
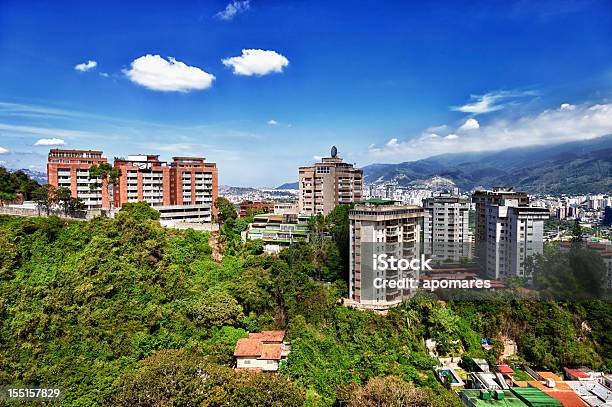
[{"xmin": 0, "ymin": 0, "xmax": 611, "ymax": 186}]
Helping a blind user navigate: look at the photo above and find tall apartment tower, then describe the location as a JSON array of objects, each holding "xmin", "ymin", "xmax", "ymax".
[
  {"xmin": 113, "ymin": 155, "xmax": 171, "ymax": 208},
  {"xmin": 472, "ymin": 187, "xmax": 529, "ymax": 272},
  {"xmin": 298, "ymin": 147, "xmax": 363, "ymax": 215},
  {"xmin": 485, "ymin": 199, "xmax": 549, "ymax": 279},
  {"xmin": 422, "ymin": 194, "xmax": 471, "ymax": 261},
  {"xmin": 47, "ymin": 149, "xmax": 109, "ymax": 209},
  {"xmin": 348, "ymin": 200, "xmax": 423, "ymax": 310},
  {"xmin": 168, "ymin": 157, "xmax": 218, "ymax": 220}
]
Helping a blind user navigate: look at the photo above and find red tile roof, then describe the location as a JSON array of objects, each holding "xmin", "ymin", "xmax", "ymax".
[
  {"xmin": 234, "ymin": 331, "xmax": 286, "ymax": 360},
  {"xmin": 249, "ymin": 330, "xmax": 285, "ymax": 343},
  {"xmin": 563, "ymin": 367, "xmax": 590, "ymax": 379},
  {"xmin": 497, "ymin": 365, "xmax": 515, "ymax": 375},
  {"xmin": 234, "ymin": 338, "xmax": 262, "ymax": 357}
]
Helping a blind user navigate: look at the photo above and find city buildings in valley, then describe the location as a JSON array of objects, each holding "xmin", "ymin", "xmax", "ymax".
[
  {"xmin": 47, "ymin": 149, "xmax": 110, "ymax": 209},
  {"xmin": 298, "ymin": 147, "xmax": 363, "ymax": 215},
  {"xmin": 347, "ymin": 199, "xmax": 423, "ymax": 310},
  {"xmin": 422, "ymin": 194, "xmax": 471, "ymax": 261}
]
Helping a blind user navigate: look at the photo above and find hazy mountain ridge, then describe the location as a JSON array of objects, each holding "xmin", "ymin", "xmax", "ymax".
[{"xmin": 363, "ymin": 135, "xmax": 612, "ymax": 194}]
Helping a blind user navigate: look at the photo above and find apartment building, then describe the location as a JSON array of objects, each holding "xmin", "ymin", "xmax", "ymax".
[
  {"xmin": 247, "ymin": 213, "xmax": 310, "ymax": 254},
  {"xmin": 169, "ymin": 156, "xmax": 218, "ymax": 221},
  {"xmin": 485, "ymin": 199, "xmax": 549, "ymax": 279},
  {"xmin": 113, "ymin": 155, "xmax": 218, "ymax": 222},
  {"xmin": 422, "ymin": 194, "xmax": 471, "ymax": 261},
  {"xmin": 113, "ymin": 155, "xmax": 171, "ymax": 208},
  {"xmin": 472, "ymin": 188, "xmax": 530, "ymax": 273},
  {"xmin": 298, "ymin": 147, "xmax": 363, "ymax": 215},
  {"xmin": 47, "ymin": 149, "xmax": 109, "ymax": 209},
  {"xmin": 348, "ymin": 200, "xmax": 423, "ymax": 309}
]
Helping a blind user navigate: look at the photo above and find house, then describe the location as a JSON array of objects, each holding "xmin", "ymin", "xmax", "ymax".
[
  {"xmin": 564, "ymin": 368, "xmax": 592, "ymax": 381},
  {"xmin": 233, "ymin": 330, "xmax": 290, "ymax": 372},
  {"xmin": 497, "ymin": 365, "xmax": 515, "ymax": 377},
  {"xmin": 471, "ymin": 372, "xmax": 510, "ymax": 391},
  {"xmin": 473, "ymin": 358, "xmax": 491, "ymax": 372}
]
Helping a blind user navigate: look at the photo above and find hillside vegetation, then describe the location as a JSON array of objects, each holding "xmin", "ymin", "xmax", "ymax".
[{"xmin": 0, "ymin": 204, "xmax": 610, "ymax": 406}]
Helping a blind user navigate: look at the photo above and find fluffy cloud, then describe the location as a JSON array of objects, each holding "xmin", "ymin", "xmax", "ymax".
[
  {"xmin": 458, "ymin": 118, "xmax": 480, "ymax": 131},
  {"xmin": 215, "ymin": 0, "xmax": 250, "ymax": 20},
  {"xmin": 369, "ymin": 103, "xmax": 612, "ymax": 160},
  {"xmin": 124, "ymin": 55, "xmax": 215, "ymax": 92},
  {"xmin": 74, "ymin": 60, "xmax": 97, "ymax": 72},
  {"xmin": 267, "ymin": 119, "xmax": 278, "ymax": 125},
  {"xmin": 34, "ymin": 138, "xmax": 66, "ymax": 146},
  {"xmin": 560, "ymin": 103, "xmax": 576, "ymax": 111},
  {"xmin": 0, "ymin": 146, "xmax": 8, "ymax": 154},
  {"xmin": 451, "ymin": 90, "xmax": 537, "ymax": 114},
  {"xmin": 222, "ymin": 49, "xmax": 289, "ymax": 76}
]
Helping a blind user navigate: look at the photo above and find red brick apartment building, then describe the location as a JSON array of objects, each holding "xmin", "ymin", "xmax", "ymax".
[
  {"xmin": 47, "ymin": 149, "xmax": 110, "ymax": 209},
  {"xmin": 47, "ymin": 150, "xmax": 218, "ymax": 221},
  {"xmin": 113, "ymin": 154, "xmax": 218, "ymax": 221},
  {"xmin": 113, "ymin": 155, "xmax": 171, "ymax": 208},
  {"xmin": 169, "ymin": 157, "xmax": 218, "ymax": 210}
]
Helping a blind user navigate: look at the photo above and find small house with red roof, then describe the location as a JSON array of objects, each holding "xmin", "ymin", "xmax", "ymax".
[{"xmin": 234, "ymin": 330, "xmax": 290, "ymax": 372}]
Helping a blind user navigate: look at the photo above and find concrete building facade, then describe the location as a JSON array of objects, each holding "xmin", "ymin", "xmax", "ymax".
[
  {"xmin": 298, "ymin": 150, "xmax": 363, "ymax": 215},
  {"xmin": 348, "ymin": 200, "xmax": 423, "ymax": 309},
  {"xmin": 485, "ymin": 199, "xmax": 549, "ymax": 279},
  {"xmin": 422, "ymin": 194, "xmax": 471, "ymax": 261},
  {"xmin": 47, "ymin": 149, "xmax": 110, "ymax": 209}
]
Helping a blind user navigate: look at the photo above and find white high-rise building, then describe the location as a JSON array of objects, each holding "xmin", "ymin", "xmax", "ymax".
[
  {"xmin": 348, "ymin": 200, "xmax": 423, "ymax": 310},
  {"xmin": 422, "ymin": 194, "xmax": 471, "ymax": 261},
  {"xmin": 485, "ymin": 199, "xmax": 549, "ymax": 279}
]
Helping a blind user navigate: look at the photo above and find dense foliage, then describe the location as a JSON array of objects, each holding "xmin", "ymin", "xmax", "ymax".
[
  {"xmin": 0, "ymin": 205, "xmax": 610, "ymax": 406},
  {"xmin": 0, "ymin": 166, "xmax": 40, "ymax": 201}
]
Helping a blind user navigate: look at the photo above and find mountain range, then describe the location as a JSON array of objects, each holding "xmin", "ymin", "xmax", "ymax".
[{"xmin": 362, "ymin": 135, "xmax": 612, "ymax": 194}]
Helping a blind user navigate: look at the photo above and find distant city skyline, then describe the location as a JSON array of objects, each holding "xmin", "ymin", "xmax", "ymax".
[{"xmin": 1, "ymin": 0, "xmax": 611, "ymax": 186}]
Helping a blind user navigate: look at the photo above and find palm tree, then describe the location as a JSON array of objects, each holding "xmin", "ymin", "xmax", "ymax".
[{"xmin": 89, "ymin": 162, "xmax": 120, "ymax": 213}]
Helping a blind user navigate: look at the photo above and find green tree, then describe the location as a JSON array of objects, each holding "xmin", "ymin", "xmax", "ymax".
[
  {"xmin": 190, "ymin": 291, "xmax": 245, "ymax": 328},
  {"xmin": 89, "ymin": 162, "xmax": 120, "ymax": 212},
  {"xmin": 215, "ymin": 196, "xmax": 238, "ymax": 225},
  {"xmin": 55, "ymin": 186, "xmax": 73, "ymax": 214},
  {"xmin": 32, "ymin": 184, "xmax": 55, "ymax": 215}
]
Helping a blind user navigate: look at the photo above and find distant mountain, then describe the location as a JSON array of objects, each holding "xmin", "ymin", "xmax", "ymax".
[
  {"xmin": 16, "ymin": 169, "xmax": 47, "ymax": 185},
  {"xmin": 363, "ymin": 135, "xmax": 612, "ymax": 194},
  {"xmin": 276, "ymin": 182, "xmax": 298, "ymax": 190}
]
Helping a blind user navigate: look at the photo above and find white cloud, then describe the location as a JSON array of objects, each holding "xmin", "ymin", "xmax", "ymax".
[
  {"xmin": 74, "ymin": 60, "xmax": 97, "ymax": 72},
  {"xmin": 222, "ymin": 49, "xmax": 289, "ymax": 76},
  {"xmin": 215, "ymin": 0, "xmax": 250, "ymax": 20},
  {"xmin": 560, "ymin": 103, "xmax": 576, "ymax": 111},
  {"xmin": 0, "ymin": 146, "xmax": 8, "ymax": 154},
  {"xmin": 124, "ymin": 55, "xmax": 215, "ymax": 92},
  {"xmin": 34, "ymin": 138, "xmax": 66, "ymax": 146},
  {"xmin": 99, "ymin": 72, "xmax": 109, "ymax": 78},
  {"xmin": 369, "ymin": 102, "xmax": 612, "ymax": 161},
  {"xmin": 458, "ymin": 118, "xmax": 480, "ymax": 131},
  {"xmin": 451, "ymin": 90, "xmax": 537, "ymax": 114},
  {"xmin": 267, "ymin": 119, "xmax": 278, "ymax": 125}
]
